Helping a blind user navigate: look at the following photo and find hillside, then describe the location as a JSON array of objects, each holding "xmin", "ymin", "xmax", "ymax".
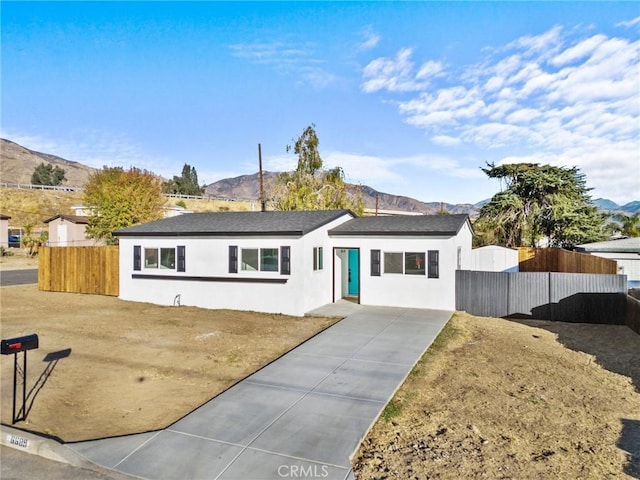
[
  {"xmin": 0, "ymin": 188, "xmax": 254, "ymax": 228},
  {"xmin": 1, "ymin": 138, "xmax": 637, "ymax": 216},
  {"xmin": 205, "ymin": 172, "xmax": 480, "ymax": 215},
  {"xmin": 0, "ymin": 138, "xmax": 97, "ymax": 186}
]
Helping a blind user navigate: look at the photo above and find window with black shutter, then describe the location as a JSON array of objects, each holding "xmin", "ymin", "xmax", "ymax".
[
  {"xmin": 280, "ymin": 246, "xmax": 291, "ymax": 275},
  {"xmin": 428, "ymin": 250, "xmax": 439, "ymax": 278},
  {"xmin": 229, "ymin": 245, "xmax": 238, "ymax": 273},
  {"xmin": 371, "ymin": 249, "xmax": 381, "ymax": 276},
  {"xmin": 133, "ymin": 245, "xmax": 141, "ymax": 271},
  {"xmin": 177, "ymin": 245, "xmax": 186, "ymax": 272}
]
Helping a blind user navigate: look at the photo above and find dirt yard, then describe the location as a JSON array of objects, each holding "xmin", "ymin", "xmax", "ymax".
[
  {"xmin": 0, "ymin": 285, "xmax": 338, "ymax": 442},
  {"xmin": 352, "ymin": 312, "xmax": 640, "ymax": 479},
  {"xmin": 0, "ymin": 248, "xmax": 39, "ymax": 270}
]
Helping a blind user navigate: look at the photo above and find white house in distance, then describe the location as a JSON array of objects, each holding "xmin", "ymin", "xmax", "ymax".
[
  {"xmin": 576, "ymin": 237, "xmax": 640, "ymax": 288},
  {"xmin": 114, "ymin": 210, "xmax": 473, "ymax": 316}
]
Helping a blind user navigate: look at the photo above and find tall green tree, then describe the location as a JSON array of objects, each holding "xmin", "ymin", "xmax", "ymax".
[
  {"xmin": 475, "ymin": 163, "xmax": 607, "ymax": 248},
  {"xmin": 611, "ymin": 212, "xmax": 640, "ymax": 237},
  {"xmin": 271, "ymin": 125, "xmax": 363, "ymax": 214},
  {"xmin": 164, "ymin": 163, "xmax": 204, "ymax": 196},
  {"xmin": 31, "ymin": 163, "xmax": 66, "ymax": 186},
  {"xmin": 84, "ymin": 167, "xmax": 164, "ymax": 244}
]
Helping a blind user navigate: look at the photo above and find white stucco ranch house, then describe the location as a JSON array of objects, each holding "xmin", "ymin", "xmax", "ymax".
[{"xmin": 114, "ymin": 210, "xmax": 473, "ymax": 316}]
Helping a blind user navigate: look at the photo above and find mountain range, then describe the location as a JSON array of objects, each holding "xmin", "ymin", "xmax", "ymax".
[{"xmin": 1, "ymin": 137, "xmax": 638, "ymax": 215}]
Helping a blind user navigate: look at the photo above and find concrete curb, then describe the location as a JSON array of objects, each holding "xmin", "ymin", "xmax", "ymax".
[{"xmin": 0, "ymin": 425, "xmax": 137, "ymax": 479}]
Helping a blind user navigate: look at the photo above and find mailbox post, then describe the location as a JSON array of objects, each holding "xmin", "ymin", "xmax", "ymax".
[{"xmin": 1, "ymin": 334, "xmax": 39, "ymax": 424}]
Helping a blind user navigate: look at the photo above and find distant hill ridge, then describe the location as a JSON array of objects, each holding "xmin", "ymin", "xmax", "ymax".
[
  {"xmin": 0, "ymin": 138, "xmax": 97, "ymax": 186},
  {"xmin": 1, "ymin": 138, "xmax": 638, "ymax": 215}
]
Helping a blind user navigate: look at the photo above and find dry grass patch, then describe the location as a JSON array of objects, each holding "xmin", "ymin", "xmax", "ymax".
[
  {"xmin": 0, "ymin": 285, "xmax": 338, "ymax": 442},
  {"xmin": 0, "ymin": 187, "xmax": 254, "ymax": 227},
  {"xmin": 353, "ymin": 312, "xmax": 640, "ymax": 479}
]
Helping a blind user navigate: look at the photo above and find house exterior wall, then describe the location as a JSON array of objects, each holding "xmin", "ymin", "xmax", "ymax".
[
  {"xmin": 47, "ymin": 218, "xmax": 95, "ymax": 246},
  {"xmin": 330, "ymin": 222, "xmax": 473, "ymax": 311},
  {"xmin": 588, "ymin": 251, "xmax": 640, "ymax": 282},
  {"xmin": 471, "ymin": 245, "xmax": 519, "ymax": 272},
  {"xmin": 0, "ymin": 217, "xmax": 9, "ymax": 248},
  {"xmin": 117, "ymin": 215, "xmax": 351, "ymax": 316}
]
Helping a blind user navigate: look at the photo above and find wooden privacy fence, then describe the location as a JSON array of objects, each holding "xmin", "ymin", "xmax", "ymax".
[
  {"xmin": 39, "ymin": 246, "xmax": 119, "ymax": 296},
  {"xmin": 518, "ymin": 247, "xmax": 617, "ymax": 274}
]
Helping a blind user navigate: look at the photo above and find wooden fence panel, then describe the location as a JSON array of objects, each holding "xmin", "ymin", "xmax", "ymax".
[
  {"xmin": 518, "ymin": 247, "xmax": 617, "ymax": 274},
  {"xmin": 38, "ymin": 246, "xmax": 119, "ymax": 296}
]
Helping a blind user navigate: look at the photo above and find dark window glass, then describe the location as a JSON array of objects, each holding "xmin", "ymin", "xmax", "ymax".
[
  {"xmin": 405, "ymin": 252, "xmax": 426, "ymax": 275},
  {"xmin": 261, "ymin": 248, "xmax": 279, "ymax": 272},
  {"xmin": 384, "ymin": 252, "xmax": 403, "ymax": 274}
]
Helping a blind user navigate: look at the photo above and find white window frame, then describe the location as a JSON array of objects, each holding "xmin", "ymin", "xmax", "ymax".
[
  {"xmin": 144, "ymin": 247, "xmax": 176, "ymax": 270},
  {"xmin": 241, "ymin": 247, "xmax": 279, "ymax": 273}
]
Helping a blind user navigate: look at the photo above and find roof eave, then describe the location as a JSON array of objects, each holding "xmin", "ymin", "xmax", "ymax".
[
  {"xmin": 114, "ymin": 230, "xmax": 305, "ymax": 238},
  {"xmin": 329, "ymin": 230, "xmax": 459, "ymax": 236}
]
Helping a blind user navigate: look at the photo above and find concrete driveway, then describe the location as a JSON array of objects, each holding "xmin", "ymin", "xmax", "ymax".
[{"xmin": 64, "ymin": 304, "xmax": 452, "ymax": 479}]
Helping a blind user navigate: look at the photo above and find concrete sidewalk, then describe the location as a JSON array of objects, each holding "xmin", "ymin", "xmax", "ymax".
[{"xmin": 65, "ymin": 304, "xmax": 452, "ymax": 480}]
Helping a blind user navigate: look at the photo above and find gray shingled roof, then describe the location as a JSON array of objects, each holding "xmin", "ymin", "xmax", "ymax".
[
  {"xmin": 114, "ymin": 210, "xmax": 353, "ymax": 237},
  {"xmin": 44, "ymin": 214, "xmax": 89, "ymax": 224},
  {"xmin": 576, "ymin": 237, "xmax": 640, "ymax": 253},
  {"xmin": 329, "ymin": 214, "xmax": 470, "ymax": 236}
]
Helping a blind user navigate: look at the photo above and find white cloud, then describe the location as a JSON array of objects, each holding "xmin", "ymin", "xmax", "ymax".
[
  {"xmin": 229, "ymin": 40, "xmax": 335, "ymax": 88},
  {"xmin": 506, "ymin": 108, "xmax": 542, "ymax": 124},
  {"xmin": 361, "ymin": 48, "xmax": 443, "ymax": 93},
  {"xmin": 507, "ymin": 25, "xmax": 563, "ymax": 59},
  {"xmin": 431, "ymin": 135, "xmax": 461, "ymax": 147},
  {"xmin": 362, "ymin": 23, "xmax": 640, "ymax": 202},
  {"xmin": 358, "ymin": 27, "xmax": 380, "ymax": 50},
  {"xmin": 264, "ymin": 154, "xmax": 298, "ymax": 173},
  {"xmin": 616, "ymin": 16, "xmax": 640, "ymax": 28},
  {"xmin": 550, "ymin": 34, "xmax": 607, "ymax": 66},
  {"xmin": 0, "ymin": 129, "xmax": 180, "ymax": 181}
]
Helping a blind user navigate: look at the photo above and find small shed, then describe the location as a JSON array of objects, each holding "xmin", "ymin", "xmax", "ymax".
[
  {"xmin": 471, "ymin": 245, "xmax": 519, "ymax": 272},
  {"xmin": 0, "ymin": 214, "xmax": 11, "ymax": 248},
  {"xmin": 44, "ymin": 214, "xmax": 96, "ymax": 247}
]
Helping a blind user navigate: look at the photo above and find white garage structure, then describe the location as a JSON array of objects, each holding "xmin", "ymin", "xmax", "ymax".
[{"xmin": 576, "ymin": 237, "xmax": 640, "ymax": 288}]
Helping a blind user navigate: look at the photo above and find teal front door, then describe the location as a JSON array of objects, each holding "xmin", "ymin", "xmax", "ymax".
[{"xmin": 348, "ymin": 249, "xmax": 359, "ymax": 296}]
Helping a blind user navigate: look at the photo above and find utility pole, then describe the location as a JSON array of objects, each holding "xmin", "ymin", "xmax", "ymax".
[{"xmin": 258, "ymin": 143, "xmax": 266, "ymax": 212}]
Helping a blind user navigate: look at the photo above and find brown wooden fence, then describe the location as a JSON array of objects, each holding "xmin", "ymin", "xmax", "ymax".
[
  {"xmin": 39, "ymin": 246, "xmax": 119, "ymax": 296},
  {"xmin": 518, "ymin": 247, "xmax": 617, "ymax": 274}
]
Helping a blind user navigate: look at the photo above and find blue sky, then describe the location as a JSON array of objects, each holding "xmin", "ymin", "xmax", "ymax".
[{"xmin": 2, "ymin": 1, "xmax": 639, "ymax": 205}]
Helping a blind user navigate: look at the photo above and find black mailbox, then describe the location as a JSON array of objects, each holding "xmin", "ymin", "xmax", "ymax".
[{"xmin": 1, "ymin": 334, "xmax": 39, "ymax": 355}]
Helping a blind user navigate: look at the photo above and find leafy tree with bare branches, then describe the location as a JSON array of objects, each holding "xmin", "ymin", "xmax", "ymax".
[
  {"xmin": 84, "ymin": 167, "xmax": 164, "ymax": 244},
  {"xmin": 271, "ymin": 125, "xmax": 363, "ymax": 214}
]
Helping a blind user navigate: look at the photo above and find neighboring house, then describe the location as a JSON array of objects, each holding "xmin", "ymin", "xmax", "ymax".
[
  {"xmin": 163, "ymin": 205, "xmax": 193, "ymax": 217},
  {"xmin": 470, "ymin": 245, "xmax": 519, "ymax": 272},
  {"xmin": 0, "ymin": 214, "xmax": 10, "ymax": 248},
  {"xmin": 44, "ymin": 214, "xmax": 97, "ymax": 246},
  {"xmin": 576, "ymin": 237, "xmax": 640, "ymax": 287},
  {"xmin": 114, "ymin": 210, "xmax": 473, "ymax": 316}
]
